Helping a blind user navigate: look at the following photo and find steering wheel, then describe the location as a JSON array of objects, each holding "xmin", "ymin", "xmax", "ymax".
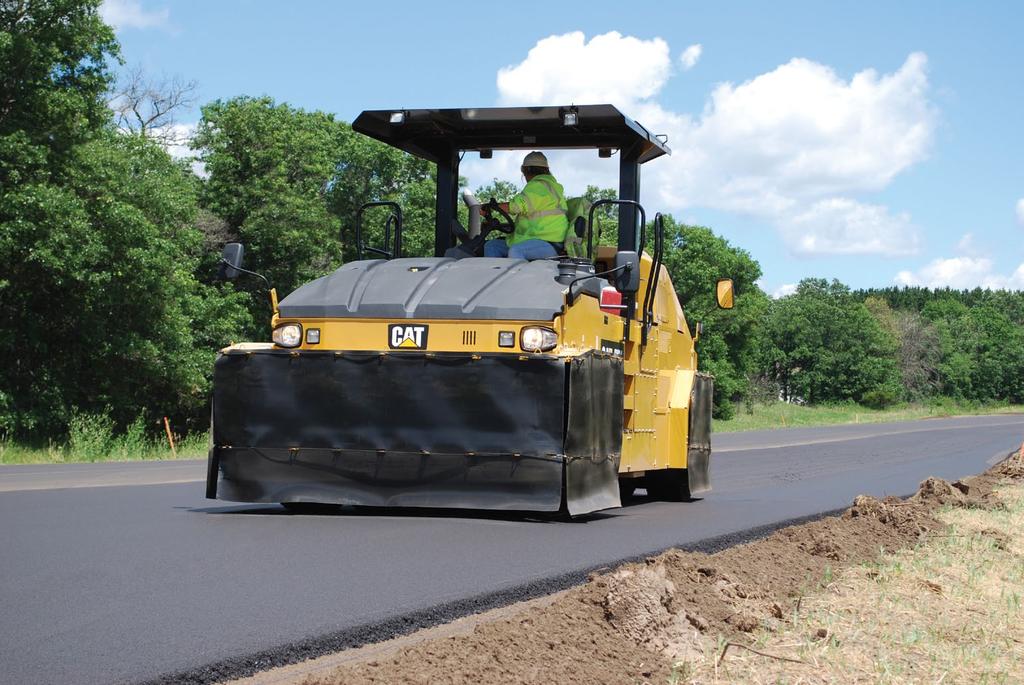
[{"xmin": 481, "ymin": 198, "xmax": 515, "ymax": 238}]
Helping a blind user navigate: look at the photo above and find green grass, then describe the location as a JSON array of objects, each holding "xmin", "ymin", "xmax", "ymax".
[
  {"xmin": 1, "ymin": 413, "xmax": 208, "ymax": 465},
  {"xmin": 715, "ymin": 400, "xmax": 1024, "ymax": 433}
]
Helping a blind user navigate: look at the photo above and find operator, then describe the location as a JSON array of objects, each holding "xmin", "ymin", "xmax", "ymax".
[{"xmin": 482, "ymin": 151, "xmax": 569, "ymax": 260}]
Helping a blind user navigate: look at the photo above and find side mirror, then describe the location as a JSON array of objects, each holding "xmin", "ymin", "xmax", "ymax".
[
  {"xmin": 217, "ymin": 242, "xmax": 244, "ymax": 281},
  {"xmin": 614, "ymin": 251, "xmax": 641, "ymax": 294},
  {"xmin": 716, "ymin": 278, "xmax": 735, "ymax": 309}
]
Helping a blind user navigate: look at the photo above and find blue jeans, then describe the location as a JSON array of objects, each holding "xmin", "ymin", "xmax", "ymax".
[{"xmin": 484, "ymin": 238, "xmax": 558, "ymax": 260}]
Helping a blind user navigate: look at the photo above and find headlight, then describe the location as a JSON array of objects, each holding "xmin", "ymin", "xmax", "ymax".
[
  {"xmin": 272, "ymin": 323, "xmax": 302, "ymax": 348},
  {"xmin": 520, "ymin": 326, "xmax": 558, "ymax": 352}
]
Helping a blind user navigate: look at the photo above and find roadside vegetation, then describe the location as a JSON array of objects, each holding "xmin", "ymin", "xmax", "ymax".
[
  {"xmin": 715, "ymin": 400, "xmax": 1024, "ymax": 433},
  {"xmin": 3, "ymin": 1, "xmax": 1024, "ymax": 460},
  {"xmin": 681, "ymin": 482, "xmax": 1024, "ymax": 683},
  {"xmin": 0, "ymin": 413, "xmax": 207, "ymax": 465}
]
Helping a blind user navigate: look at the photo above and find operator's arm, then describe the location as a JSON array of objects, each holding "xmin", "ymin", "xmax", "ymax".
[
  {"xmin": 507, "ymin": 190, "xmax": 528, "ymax": 216},
  {"xmin": 481, "ymin": 201, "xmax": 512, "ymax": 214}
]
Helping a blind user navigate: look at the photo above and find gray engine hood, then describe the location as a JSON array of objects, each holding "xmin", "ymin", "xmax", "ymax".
[{"xmin": 277, "ymin": 257, "xmax": 570, "ymax": 321}]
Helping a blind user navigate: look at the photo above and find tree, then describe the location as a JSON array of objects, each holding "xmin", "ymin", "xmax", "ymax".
[
  {"xmin": 193, "ymin": 96, "xmax": 349, "ymax": 314},
  {"xmin": 109, "ymin": 64, "xmax": 198, "ymax": 144},
  {"xmin": 864, "ymin": 297, "xmax": 940, "ymax": 400},
  {"xmin": 582, "ymin": 185, "xmax": 619, "ymax": 248},
  {"xmin": 0, "ymin": 129, "xmax": 250, "ymax": 437},
  {"xmin": 194, "ymin": 96, "xmax": 438, "ymax": 326},
  {"xmin": 0, "ymin": 1, "xmax": 248, "ymax": 438},
  {"xmin": 761, "ymin": 279, "xmax": 900, "ymax": 407},
  {"xmin": 473, "ymin": 179, "xmax": 519, "ymax": 204},
  {"xmin": 326, "ymin": 131, "xmax": 434, "ymax": 259},
  {"xmin": 923, "ymin": 299, "xmax": 1024, "ymax": 403},
  {"xmin": 0, "ymin": 0, "xmax": 118, "ymax": 156}
]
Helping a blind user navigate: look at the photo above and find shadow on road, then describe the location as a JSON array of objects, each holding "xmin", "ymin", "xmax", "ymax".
[{"xmin": 185, "ymin": 488, "xmax": 701, "ymax": 523}]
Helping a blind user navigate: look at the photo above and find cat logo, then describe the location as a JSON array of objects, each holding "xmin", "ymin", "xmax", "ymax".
[{"xmin": 388, "ymin": 324, "xmax": 429, "ymax": 350}]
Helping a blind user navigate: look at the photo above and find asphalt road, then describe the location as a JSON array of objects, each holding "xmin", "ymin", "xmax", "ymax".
[{"xmin": 1, "ymin": 414, "xmax": 1022, "ymax": 685}]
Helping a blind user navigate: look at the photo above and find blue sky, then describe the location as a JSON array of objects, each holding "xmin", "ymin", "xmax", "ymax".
[{"xmin": 103, "ymin": 0, "xmax": 1024, "ymax": 294}]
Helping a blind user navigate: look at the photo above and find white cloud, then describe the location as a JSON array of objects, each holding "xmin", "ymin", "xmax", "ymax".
[
  {"xmin": 100, "ymin": 0, "xmax": 169, "ymax": 30},
  {"xmin": 772, "ymin": 283, "xmax": 798, "ymax": 298},
  {"xmin": 496, "ymin": 31, "xmax": 670, "ymax": 108},
  {"xmin": 154, "ymin": 123, "xmax": 206, "ymax": 177},
  {"xmin": 782, "ymin": 198, "xmax": 919, "ymax": 256},
  {"xmin": 679, "ymin": 44, "xmax": 703, "ymax": 70},
  {"xmin": 895, "ymin": 257, "xmax": 1024, "ymax": 290},
  {"xmin": 157, "ymin": 122, "xmax": 195, "ymax": 160},
  {"xmin": 1016, "ymin": 198, "xmax": 1024, "ymax": 226},
  {"xmin": 485, "ymin": 32, "xmax": 937, "ymax": 258}
]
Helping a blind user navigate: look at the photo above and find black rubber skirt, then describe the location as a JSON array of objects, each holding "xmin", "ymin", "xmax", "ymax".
[{"xmin": 207, "ymin": 350, "xmax": 623, "ymax": 515}]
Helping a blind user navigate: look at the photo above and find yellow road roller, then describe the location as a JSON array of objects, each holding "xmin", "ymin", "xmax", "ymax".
[{"xmin": 206, "ymin": 105, "xmax": 733, "ymax": 515}]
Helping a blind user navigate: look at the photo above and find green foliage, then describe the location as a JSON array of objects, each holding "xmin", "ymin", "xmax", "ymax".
[
  {"xmin": 66, "ymin": 410, "xmax": 117, "ymax": 461},
  {"xmin": 864, "ymin": 297, "xmax": 941, "ymax": 400},
  {"xmin": 193, "ymin": 96, "xmax": 347, "ymax": 303},
  {"xmin": 66, "ymin": 410, "xmax": 155, "ymax": 461},
  {"xmin": 0, "ymin": 131, "xmax": 250, "ymax": 437},
  {"xmin": 194, "ymin": 96, "xmax": 436, "ymax": 320},
  {"xmin": 0, "ymin": 2, "xmax": 248, "ymax": 439},
  {"xmin": 923, "ymin": 303, "xmax": 1024, "ymax": 403},
  {"xmin": 583, "ymin": 185, "xmax": 619, "ymax": 248},
  {"xmin": 760, "ymin": 279, "xmax": 900, "ymax": 406},
  {"xmin": 0, "ymin": 0, "xmax": 119, "ymax": 156},
  {"xmin": 325, "ymin": 127, "xmax": 434, "ymax": 258},
  {"xmin": 0, "ymin": 410, "xmax": 206, "ymax": 463},
  {"xmin": 474, "ymin": 179, "xmax": 519, "ymax": 203}
]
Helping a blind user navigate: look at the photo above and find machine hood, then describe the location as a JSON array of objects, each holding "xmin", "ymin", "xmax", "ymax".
[{"xmin": 277, "ymin": 257, "xmax": 569, "ymax": 321}]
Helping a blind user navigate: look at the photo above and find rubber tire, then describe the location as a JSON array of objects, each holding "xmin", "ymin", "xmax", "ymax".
[{"xmin": 645, "ymin": 469, "xmax": 692, "ymax": 502}]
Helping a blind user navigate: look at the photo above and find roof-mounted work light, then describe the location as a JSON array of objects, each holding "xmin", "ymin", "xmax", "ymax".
[
  {"xmin": 389, "ymin": 111, "xmax": 407, "ymax": 125},
  {"xmin": 561, "ymin": 106, "xmax": 579, "ymax": 127}
]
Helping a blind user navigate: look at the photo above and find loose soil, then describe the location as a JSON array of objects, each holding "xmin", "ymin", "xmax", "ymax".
[{"xmin": 240, "ymin": 448, "xmax": 1024, "ymax": 685}]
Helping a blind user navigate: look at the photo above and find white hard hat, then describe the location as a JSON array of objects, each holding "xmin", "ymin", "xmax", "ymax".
[{"xmin": 521, "ymin": 151, "xmax": 549, "ymax": 169}]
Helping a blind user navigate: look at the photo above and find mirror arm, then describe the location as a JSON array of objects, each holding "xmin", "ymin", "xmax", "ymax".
[
  {"xmin": 219, "ymin": 258, "xmax": 271, "ymax": 290},
  {"xmin": 566, "ymin": 264, "xmax": 628, "ymax": 306}
]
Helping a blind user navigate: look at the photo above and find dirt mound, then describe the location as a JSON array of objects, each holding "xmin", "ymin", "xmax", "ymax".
[
  {"xmin": 302, "ymin": 455, "xmax": 1024, "ymax": 685},
  {"xmin": 991, "ymin": 446, "xmax": 1024, "ymax": 479},
  {"xmin": 601, "ymin": 562, "xmax": 704, "ymax": 660},
  {"xmin": 912, "ymin": 477, "xmax": 967, "ymax": 505}
]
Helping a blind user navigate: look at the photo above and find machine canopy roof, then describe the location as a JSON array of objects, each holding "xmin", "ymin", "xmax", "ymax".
[{"xmin": 352, "ymin": 105, "xmax": 671, "ymax": 164}]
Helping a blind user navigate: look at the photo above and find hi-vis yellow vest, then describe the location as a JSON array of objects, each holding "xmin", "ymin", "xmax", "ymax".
[{"xmin": 507, "ymin": 174, "xmax": 569, "ymax": 246}]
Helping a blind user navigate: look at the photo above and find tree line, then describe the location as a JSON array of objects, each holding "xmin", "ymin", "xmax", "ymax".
[{"xmin": 2, "ymin": 1, "xmax": 1022, "ymax": 442}]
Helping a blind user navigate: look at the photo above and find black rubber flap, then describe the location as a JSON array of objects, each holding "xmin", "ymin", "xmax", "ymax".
[
  {"xmin": 212, "ymin": 351, "xmax": 567, "ymax": 511},
  {"xmin": 564, "ymin": 352, "xmax": 624, "ymax": 515}
]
